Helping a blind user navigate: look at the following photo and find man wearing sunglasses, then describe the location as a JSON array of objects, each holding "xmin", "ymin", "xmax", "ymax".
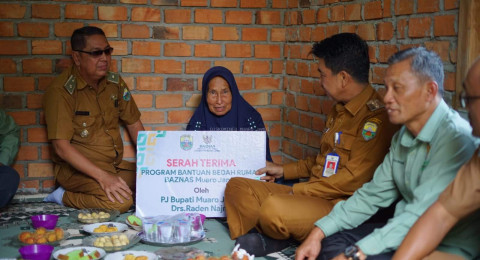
[
  {"xmin": 393, "ymin": 57, "xmax": 480, "ymax": 259},
  {"xmin": 43, "ymin": 26, "xmax": 145, "ymax": 213}
]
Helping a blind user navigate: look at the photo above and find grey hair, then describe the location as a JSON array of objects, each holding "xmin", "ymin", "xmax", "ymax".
[{"xmin": 388, "ymin": 47, "xmax": 444, "ymax": 96}]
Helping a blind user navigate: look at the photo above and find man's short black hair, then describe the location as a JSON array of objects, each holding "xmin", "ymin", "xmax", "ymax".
[
  {"xmin": 311, "ymin": 33, "xmax": 370, "ymax": 84},
  {"xmin": 71, "ymin": 26, "xmax": 106, "ymax": 51}
]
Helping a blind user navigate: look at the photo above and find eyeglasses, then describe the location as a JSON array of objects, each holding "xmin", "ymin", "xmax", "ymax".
[
  {"xmin": 459, "ymin": 90, "xmax": 480, "ymax": 108},
  {"xmin": 74, "ymin": 47, "xmax": 114, "ymax": 57}
]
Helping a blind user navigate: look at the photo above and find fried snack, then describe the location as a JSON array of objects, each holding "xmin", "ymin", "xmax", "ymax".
[
  {"xmin": 93, "ymin": 234, "xmax": 129, "ymax": 248},
  {"xmin": 18, "ymin": 227, "xmax": 64, "ymax": 244}
]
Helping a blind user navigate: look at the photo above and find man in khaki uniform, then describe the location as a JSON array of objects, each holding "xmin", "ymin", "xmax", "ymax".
[
  {"xmin": 43, "ymin": 26, "xmax": 144, "ymax": 213},
  {"xmin": 224, "ymin": 33, "xmax": 399, "ymax": 256}
]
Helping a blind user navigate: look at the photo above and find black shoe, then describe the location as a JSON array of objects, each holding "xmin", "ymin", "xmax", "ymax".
[{"xmin": 235, "ymin": 233, "xmax": 290, "ymax": 257}]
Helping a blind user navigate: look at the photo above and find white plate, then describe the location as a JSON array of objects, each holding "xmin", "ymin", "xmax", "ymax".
[
  {"xmin": 105, "ymin": 250, "xmax": 157, "ymax": 260},
  {"xmin": 83, "ymin": 233, "xmax": 141, "ymax": 252},
  {"xmin": 53, "ymin": 246, "xmax": 106, "ymax": 260},
  {"xmin": 83, "ymin": 222, "xmax": 128, "ymax": 234},
  {"xmin": 71, "ymin": 208, "xmax": 120, "ymax": 224}
]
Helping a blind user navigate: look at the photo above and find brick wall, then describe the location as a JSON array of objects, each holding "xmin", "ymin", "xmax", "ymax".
[{"xmin": 0, "ymin": 0, "xmax": 459, "ymax": 194}]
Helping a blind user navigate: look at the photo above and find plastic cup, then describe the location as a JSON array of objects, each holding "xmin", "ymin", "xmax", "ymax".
[
  {"xmin": 159, "ymin": 221, "xmax": 173, "ymax": 243},
  {"xmin": 176, "ymin": 220, "xmax": 191, "ymax": 243}
]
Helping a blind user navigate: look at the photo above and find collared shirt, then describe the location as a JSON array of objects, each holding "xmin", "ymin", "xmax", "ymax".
[
  {"xmin": 283, "ymin": 85, "xmax": 399, "ymax": 201},
  {"xmin": 315, "ymin": 100, "xmax": 479, "ymax": 256},
  {"xmin": 0, "ymin": 109, "xmax": 20, "ymax": 166},
  {"xmin": 43, "ymin": 66, "xmax": 141, "ymax": 174}
]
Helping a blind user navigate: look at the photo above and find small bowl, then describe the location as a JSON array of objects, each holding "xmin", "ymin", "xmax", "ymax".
[
  {"xmin": 31, "ymin": 214, "xmax": 59, "ymax": 230},
  {"xmin": 19, "ymin": 244, "xmax": 54, "ymax": 260}
]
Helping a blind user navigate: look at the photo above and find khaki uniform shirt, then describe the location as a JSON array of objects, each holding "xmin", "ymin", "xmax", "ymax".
[
  {"xmin": 44, "ymin": 66, "xmax": 141, "ymax": 177},
  {"xmin": 284, "ymin": 85, "xmax": 398, "ymax": 202}
]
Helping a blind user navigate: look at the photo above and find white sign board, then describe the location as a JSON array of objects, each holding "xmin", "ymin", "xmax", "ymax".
[{"xmin": 136, "ymin": 131, "xmax": 266, "ymax": 218}]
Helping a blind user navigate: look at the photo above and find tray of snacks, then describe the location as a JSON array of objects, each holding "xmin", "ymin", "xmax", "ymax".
[
  {"xmin": 82, "ymin": 222, "xmax": 128, "ymax": 235},
  {"xmin": 105, "ymin": 250, "xmax": 157, "ymax": 260},
  {"xmin": 71, "ymin": 208, "xmax": 120, "ymax": 224},
  {"xmin": 16, "ymin": 227, "xmax": 69, "ymax": 246},
  {"xmin": 155, "ymin": 246, "xmax": 206, "ymax": 260},
  {"xmin": 53, "ymin": 246, "xmax": 106, "ymax": 260},
  {"xmin": 83, "ymin": 233, "xmax": 141, "ymax": 252}
]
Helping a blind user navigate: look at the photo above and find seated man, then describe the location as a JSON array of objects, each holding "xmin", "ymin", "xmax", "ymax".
[
  {"xmin": 43, "ymin": 26, "xmax": 145, "ymax": 213},
  {"xmin": 0, "ymin": 109, "xmax": 20, "ymax": 208},
  {"xmin": 224, "ymin": 33, "xmax": 399, "ymax": 256},
  {"xmin": 393, "ymin": 57, "xmax": 480, "ymax": 260},
  {"xmin": 295, "ymin": 48, "xmax": 479, "ymax": 260}
]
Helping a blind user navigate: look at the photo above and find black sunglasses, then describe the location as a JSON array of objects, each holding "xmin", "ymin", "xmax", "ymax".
[
  {"xmin": 459, "ymin": 90, "xmax": 480, "ymax": 109},
  {"xmin": 74, "ymin": 47, "xmax": 114, "ymax": 57}
]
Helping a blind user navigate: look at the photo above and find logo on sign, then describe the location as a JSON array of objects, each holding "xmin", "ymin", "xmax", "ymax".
[
  {"xmin": 180, "ymin": 135, "xmax": 193, "ymax": 150},
  {"xmin": 203, "ymin": 135, "xmax": 213, "ymax": 144}
]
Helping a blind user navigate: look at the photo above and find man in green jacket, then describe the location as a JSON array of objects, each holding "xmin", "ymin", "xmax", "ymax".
[
  {"xmin": 295, "ymin": 48, "xmax": 479, "ymax": 259},
  {"xmin": 0, "ymin": 109, "xmax": 20, "ymax": 208}
]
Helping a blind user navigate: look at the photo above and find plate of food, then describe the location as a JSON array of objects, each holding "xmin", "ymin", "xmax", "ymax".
[
  {"xmin": 125, "ymin": 215, "xmax": 142, "ymax": 231},
  {"xmin": 83, "ymin": 233, "xmax": 141, "ymax": 252},
  {"xmin": 105, "ymin": 250, "xmax": 157, "ymax": 260},
  {"xmin": 71, "ymin": 209, "xmax": 120, "ymax": 224},
  {"xmin": 53, "ymin": 246, "xmax": 106, "ymax": 260},
  {"xmin": 16, "ymin": 227, "xmax": 69, "ymax": 246},
  {"xmin": 155, "ymin": 246, "xmax": 206, "ymax": 260},
  {"xmin": 82, "ymin": 222, "xmax": 128, "ymax": 235}
]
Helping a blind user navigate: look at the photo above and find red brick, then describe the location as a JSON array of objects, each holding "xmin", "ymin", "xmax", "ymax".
[
  {"xmin": 357, "ymin": 23, "xmax": 376, "ymax": 41},
  {"xmin": 395, "ymin": 0, "xmax": 414, "ymax": 15},
  {"xmin": 300, "ymin": 79, "xmax": 314, "ymax": 94},
  {"xmin": 38, "ymin": 77, "xmax": 55, "ymax": 91},
  {"xmin": 18, "ymin": 23, "xmax": 49, "ymax": 38},
  {"xmin": 417, "ymin": 0, "xmax": 439, "ymax": 13},
  {"xmin": 168, "ymin": 110, "xmax": 194, "ymax": 124},
  {"xmin": 254, "ymin": 45, "xmax": 281, "ymax": 59},
  {"xmin": 240, "ymin": 0, "xmax": 266, "ymax": 8},
  {"xmin": 326, "ymin": 25, "xmax": 340, "ymax": 38},
  {"xmin": 271, "ymin": 92, "xmax": 284, "ymax": 105},
  {"xmin": 9, "ymin": 111, "xmax": 36, "ymax": 125},
  {"xmin": 424, "ymin": 41, "xmax": 450, "ymax": 62},
  {"xmin": 122, "ymin": 24, "xmax": 149, "ymax": 38},
  {"xmin": 164, "ymin": 42, "xmax": 191, "ymax": 57},
  {"xmin": 185, "ymin": 60, "xmax": 210, "ymax": 74},
  {"xmin": 286, "ymin": 60, "xmax": 296, "ymax": 75},
  {"xmin": 154, "ymin": 60, "xmax": 182, "ymax": 74},
  {"xmin": 286, "ymin": 27, "xmax": 299, "ymax": 41},
  {"xmin": 195, "ymin": 9, "xmax": 222, "ymax": 24},
  {"xmin": 0, "ymin": 59, "xmax": 16, "ymax": 74},
  {"xmin": 445, "ymin": 0, "xmax": 459, "ymax": 10},
  {"xmin": 377, "ymin": 22, "xmax": 394, "ymax": 41},
  {"xmin": 226, "ymin": 44, "xmax": 251, "ymax": 58},
  {"xmin": 302, "ymin": 9, "xmax": 316, "ymax": 24},
  {"xmin": 286, "ymin": 11, "xmax": 300, "ymax": 26},
  {"xmin": 132, "ymin": 7, "xmax": 161, "ymax": 22},
  {"xmin": 183, "ymin": 26, "xmax": 209, "ymax": 40},
  {"xmin": 397, "ymin": 18, "xmax": 408, "ymax": 39},
  {"xmin": 243, "ymin": 92, "xmax": 268, "ymax": 106},
  {"xmin": 213, "ymin": 27, "xmax": 239, "ymax": 41},
  {"xmin": 256, "ymin": 11, "xmax": 281, "ymax": 25},
  {"xmin": 23, "ymin": 59, "xmax": 52, "ymax": 74},
  {"xmin": 65, "ymin": 4, "xmax": 94, "ymax": 19},
  {"xmin": 54, "ymin": 22, "xmax": 83, "ymax": 37},
  {"xmin": 226, "ymin": 10, "xmax": 252, "ymax": 24},
  {"xmin": 257, "ymin": 108, "xmax": 281, "ymax": 121},
  {"xmin": 255, "ymin": 78, "xmax": 281, "ymax": 90},
  {"xmin": 242, "ymin": 28, "xmax": 268, "ymax": 41},
  {"xmin": 165, "ymin": 10, "xmax": 191, "ymax": 23},
  {"xmin": 317, "ymin": 8, "xmax": 329, "ymax": 24},
  {"xmin": 371, "ymin": 66, "xmax": 387, "ymax": 84},
  {"xmin": 132, "ymin": 94, "xmax": 152, "ymax": 108},
  {"xmin": 181, "ymin": 0, "xmax": 207, "ymax": 6},
  {"xmin": 244, "ymin": 61, "xmax": 270, "ymax": 74},
  {"xmin": 364, "ymin": 1, "xmax": 383, "ymax": 20},
  {"xmin": 450, "ymin": 46, "xmax": 457, "ymax": 64},
  {"xmin": 28, "ymin": 163, "xmax": 54, "ymax": 177},
  {"xmin": 132, "ymin": 42, "xmax": 161, "ymax": 56},
  {"xmin": 312, "ymin": 27, "xmax": 326, "ymax": 42},
  {"xmin": 434, "ymin": 15, "xmax": 456, "ymax": 36},
  {"xmin": 444, "ymin": 71, "xmax": 455, "ymax": 91},
  {"xmin": 27, "ymin": 128, "xmax": 48, "ymax": 143},
  {"xmin": 271, "ymin": 28, "xmax": 286, "ymax": 42},
  {"xmin": 89, "ymin": 23, "xmax": 118, "ymax": 37},
  {"xmin": 98, "ymin": 6, "xmax": 127, "ymax": 21},
  {"xmin": 345, "ymin": 4, "xmax": 361, "ymax": 21},
  {"xmin": 167, "ymin": 78, "xmax": 195, "ymax": 91},
  {"xmin": 109, "ymin": 41, "xmax": 128, "ymax": 55},
  {"xmin": 236, "ymin": 77, "xmax": 252, "ymax": 90},
  {"xmin": 137, "ymin": 76, "xmax": 164, "ymax": 90},
  {"xmin": 214, "ymin": 61, "xmax": 241, "ymax": 73},
  {"xmin": 341, "ymin": 24, "xmax": 357, "ymax": 33},
  {"xmin": 141, "ymin": 111, "xmax": 165, "ymax": 124},
  {"xmin": 41, "ymin": 145, "xmax": 52, "ymax": 160},
  {"xmin": 369, "ymin": 45, "xmax": 378, "ymax": 63},
  {"xmin": 383, "ymin": 0, "xmax": 392, "ymax": 17},
  {"xmin": 156, "ymin": 94, "xmax": 183, "ymax": 108},
  {"xmin": 32, "ymin": 4, "xmax": 60, "ymax": 19},
  {"xmin": 299, "ymin": 27, "xmax": 312, "ymax": 42},
  {"xmin": 272, "ymin": 0, "xmax": 287, "ymax": 8},
  {"xmin": 0, "ymin": 4, "xmax": 26, "ymax": 18},
  {"xmin": 151, "ymin": 0, "xmax": 180, "ymax": 5},
  {"xmin": 212, "ymin": 0, "xmax": 237, "ymax": 7},
  {"xmin": 17, "ymin": 146, "xmax": 38, "ymax": 161},
  {"xmin": 153, "ymin": 26, "xmax": 180, "ymax": 40},
  {"xmin": 330, "ymin": 5, "xmax": 344, "ymax": 21},
  {"xmin": 122, "ymin": 58, "xmax": 151, "ymax": 73},
  {"xmin": 27, "ymin": 94, "xmax": 43, "ymax": 109},
  {"xmin": 378, "ymin": 45, "xmax": 398, "ymax": 63},
  {"xmin": 297, "ymin": 62, "xmax": 310, "ymax": 77},
  {"xmin": 0, "ymin": 22, "xmax": 13, "ymax": 36},
  {"xmin": 194, "ymin": 44, "xmax": 221, "ymax": 57},
  {"xmin": 186, "ymin": 94, "xmax": 201, "ymax": 108},
  {"xmin": 408, "ymin": 17, "xmax": 431, "ymax": 38},
  {"xmin": 32, "ymin": 40, "xmax": 62, "ymax": 55}
]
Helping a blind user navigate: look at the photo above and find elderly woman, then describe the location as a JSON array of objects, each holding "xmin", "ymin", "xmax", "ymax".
[{"xmin": 187, "ymin": 66, "xmax": 272, "ymax": 162}]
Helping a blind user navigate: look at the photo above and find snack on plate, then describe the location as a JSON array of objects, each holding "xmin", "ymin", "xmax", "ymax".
[
  {"xmin": 127, "ymin": 215, "xmax": 142, "ymax": 226},
  {"xmin": 93, "ymin": 234, "xmax": 130, "ymax": 248},
  {"xmin": 78, "ymin": 211, "xmax": 110, "ymax": 221},
  {"xmin": 18, "ymin": 227, "xmax": 64, "ymax": 244},
  {"xmin": 231, "ymin": 244, "xmax": 254, "ymax": 260},
  {"xmin": 57, "ymin": 248, "xmax": 101, "ymax": 260},
  {"xmin": 93, "ymin": 224, "xmax": 118, "ymax": 233},
  {"xmin": 124, "ymin": 254, "xmax": 148, "ymax": 260}
]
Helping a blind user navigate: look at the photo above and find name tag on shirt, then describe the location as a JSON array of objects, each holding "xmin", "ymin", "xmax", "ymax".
[{"xmin": 323, "ymin": 153, "xmax": 340, "ymax": 177}]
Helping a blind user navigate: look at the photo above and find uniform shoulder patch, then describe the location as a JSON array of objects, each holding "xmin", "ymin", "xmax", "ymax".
[
  {"xmin": 362, "ymin": 120, "xmax": 379, "ymax": 141},
  {"xmin": 107, "ymin": 71, "xmax": 119, "ymax": 84},
  {"xmin": 123, "ymin": 87, "xmax": 131, "ymax": 101},
  {"xmin": 366, "ymin": 99, "xmax": 385, "ymax": 111},
  {"xmin": 64, "ymin": 75, "xmax": 76, "ymax": 95}
]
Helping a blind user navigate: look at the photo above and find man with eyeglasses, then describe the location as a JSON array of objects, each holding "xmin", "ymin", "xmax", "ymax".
[
  {"xmin": 393, "ymin": 57, "xmax": 480, "ymax": 259},
  {"xmin": 43, "ymin": 26, "xmax": 145, "ymax": 213}
]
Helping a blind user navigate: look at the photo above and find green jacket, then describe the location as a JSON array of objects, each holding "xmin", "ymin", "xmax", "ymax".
[{"xmin": 0, "ymin": 109, "xmax": 20, "ymax": 166}]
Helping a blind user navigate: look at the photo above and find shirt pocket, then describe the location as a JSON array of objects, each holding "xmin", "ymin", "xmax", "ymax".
[
  {"xmin": 335, "ymin": 132, "xmax": 355, "ymax": 168},
  {"xmin": 72, "ymin": 115, "xmax": 97, "ymax": 144}
]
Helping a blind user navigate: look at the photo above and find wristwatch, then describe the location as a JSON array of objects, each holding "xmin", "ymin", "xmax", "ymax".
[{"xmin": 344, "ymin": 245, "xmax": 361, "ymax": 260}]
